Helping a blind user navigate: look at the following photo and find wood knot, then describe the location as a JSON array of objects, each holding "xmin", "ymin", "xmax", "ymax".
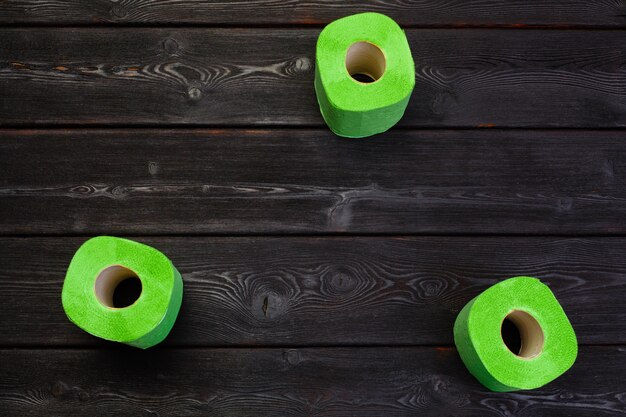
[
  {"xmin": 187, "ymin": 87, "xmax": 202, "ymax": 101},
  {"xmin": 432, "ymin": 376, "xmax": 450, "ymax": 393},
  {"xmin": 111, "ymin": 186, "xmax": 128, "ymax": 199},
  {"xmin": 556, "ymin": 197, "xmax": 574, "ymax": 212},
  {"xmin": 148, "ymin": 161, "xmax": 159, "ymax": 176},
  {"xmin": 284, "ymin": 57, "xmax": 312, "ymax": 75},
  {"xmin": 321, "ymin": 266, "xmax": 358, "ymax": 296},
  {"xmin": 252, "ymin": 291, "xmax": 288, "ymax": 321},
  {"xmin": 51, "ymin": 381, "xmax": 68, "ymax": 397},
  {"xmin": 330, "ymin": 273, "xmax": 355, "ymax": 291},
  {"xmin": 295, "ymin": 57, "xmax": 312, "ymax": 72},
  {"xmin": 411, "ymin": 277, "xmax": 449, "ymax": 300},
  {"xmin": 284, "ymin": 349, "xmax": 300, "ymax": 365},
  {"xmin": 70, "ymin": 185, "xmax": 95, "ymax": 195},
  {"xmin": 163, "ymin": 38, "xmax": 180, "ymax": 55}
]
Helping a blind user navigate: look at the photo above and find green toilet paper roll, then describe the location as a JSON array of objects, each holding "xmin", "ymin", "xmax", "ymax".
[
  {"xmin": 454, "ymin": 276, "xmax": 577, "ymax": 392},
  {"xmin": 314, "ymin": 12, "xmax": 415, "ymax": 138},
  {"xmin": 62, "ymin": 236, "xmax": 183, "ymax": 349}
]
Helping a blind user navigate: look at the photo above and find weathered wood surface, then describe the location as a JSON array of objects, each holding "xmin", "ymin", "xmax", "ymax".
[
  {"xmin": 2, "ymin": 2, "xmax": 625, "ymax": 414},
  {"xmin": 1, "ymin": 236, "xmax": 624, "ymax": 347},
  {"xmin": 1, "ymin": 346, "xmax": 624, "ymax": 416},
  {"xmin": 2, "ymin": 129, "xmax": 626, "ymax": 235},
  {"xmin": 1, "ymin": 29, "xmax": 625, "ymax": 127},
  {"xmin": 1, "ymin": 0, "xmax": 626, "ymax": 27}
]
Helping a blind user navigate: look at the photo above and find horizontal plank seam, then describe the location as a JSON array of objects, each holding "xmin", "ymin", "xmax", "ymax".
[
  {"xmin": 5, "ymin": 232, "xmax": 626, "ymax": 238},
  {"xmin": 0, "ymin": 343, "xmax": 620, "ymax": 350},
  {"xmin": 1, "ymin": 23, "xmax": 626, "ymax": 30},
  {"xmin": 3, "ymin": 124, "xmax": 626, "ymax": 131}
]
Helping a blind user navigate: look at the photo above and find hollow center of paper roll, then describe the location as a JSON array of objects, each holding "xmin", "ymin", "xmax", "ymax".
[
  {"xmin": 95, "ymin": 265, "xmax": 142, "ymax": 309},
  {"xmin": 502, "ymin": 310, "xmax": 544, "ymax": 359},
  {"xmin": 346, "ymin": 41, "xmax": 386, "ymax": 83}
]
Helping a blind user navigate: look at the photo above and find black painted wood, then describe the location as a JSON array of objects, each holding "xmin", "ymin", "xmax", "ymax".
[
  {"xmin": 2, "ymin": 129, "xmax": 626, "ymax": 235},
  {"xmin": 1, "ymin": 29, "xmax": 625, "ymax": 127},
  {"xmin": 2, "ymin": 3, "xmax": 625, "ymax": 414},
  {"xmin": 1, "ymin": 236, "xmax": 624, "ymax": 347},
  {"xmin": 1, "ymin": 0, "xmax": 625, "ymax": 27},
  {"xmin": 1, "ymin": 346, "xmax": 624, "ymax": 416}
]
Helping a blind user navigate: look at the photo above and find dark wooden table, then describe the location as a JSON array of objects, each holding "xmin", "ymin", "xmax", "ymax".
[{"xmin": 2, "ymin": 1, "xmax": 626, "ymax": 416}]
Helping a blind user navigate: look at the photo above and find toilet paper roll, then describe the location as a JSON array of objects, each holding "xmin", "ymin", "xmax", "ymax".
[
  {"xmin": 314, "ymin": 12, "xmax": 415, "ymax": 138},
  {"xmin": 454, "ymin": 276, "xmax": 577, "ymax": 392},
  {"xmin": 62, "ymin": 236, "xmax": 183, "ymax": 349}
]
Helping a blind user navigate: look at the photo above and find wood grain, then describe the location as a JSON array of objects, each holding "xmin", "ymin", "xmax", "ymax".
[
  {"xmin": 1, "ymin": 346, "xmax": 624, "ymax": 416},
  {"xmin": 3, "ymin": 129, "xmax": 626, "ymax": 235},
  {"xmin": 1, "ymin": 236, "xmax": 625, "ymax": 347},
  {"xmin": 2, "ymin": 4, "xmax": 625, "ymax": 415},
  {"xmin": 1, "ymin": 0, "xmax": 626, "ymax": 27},
  {"xmin": 1, "ymin": 29, "xmax": 625, "ymax": 127}
]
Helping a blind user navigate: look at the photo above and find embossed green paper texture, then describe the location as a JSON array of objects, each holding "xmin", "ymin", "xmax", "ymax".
[
  {"xmin": 62, "ymin": 236, "xmax": 183, "ymax": 349},
  {"xmin": 454, "ymin": 277, "xmax": 577, "ymax": 392},
  {"xmin": 314, "ymin": 12, "xmax": 415, "ymax": 138}
]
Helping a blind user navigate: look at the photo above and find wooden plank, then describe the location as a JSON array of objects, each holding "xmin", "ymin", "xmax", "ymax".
[
  {"xmin": 3, "ymin": 129, "xmax": 626, "ymax": 235},
  {"xmin": 1, "ymin": 236, "xmax": 624, "ymax": 347},
  {"xmin": 0, "ymin": 346, "xmax": 624, "ymax": 416},
  {"xmin": 1, "ymin": 0, "xmax": 625, "ymax": 27},
  {"xmin": 1, "ymin": 29, "xmax": 625, "ymax": 128}
]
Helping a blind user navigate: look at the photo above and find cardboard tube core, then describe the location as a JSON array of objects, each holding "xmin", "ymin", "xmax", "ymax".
[
  {"xmin": 95, "ymin": 265, "xmax": 142, "ymax": 308},
  {"xmin": 503, "ymin": 310, "xmax": 544, "ymax": 359},
  {"xmin": 345, "ymin": 41, "xmax": 386, "ymax": 83}
]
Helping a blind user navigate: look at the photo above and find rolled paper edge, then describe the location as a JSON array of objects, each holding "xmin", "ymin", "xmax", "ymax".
[
  {"xmin": 127, "ymin": 264, "xmax": 184, "ymax": 349},
  {"xmin": 453, "ymin": 296, "xmax": 514, "ymax": 392}
]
